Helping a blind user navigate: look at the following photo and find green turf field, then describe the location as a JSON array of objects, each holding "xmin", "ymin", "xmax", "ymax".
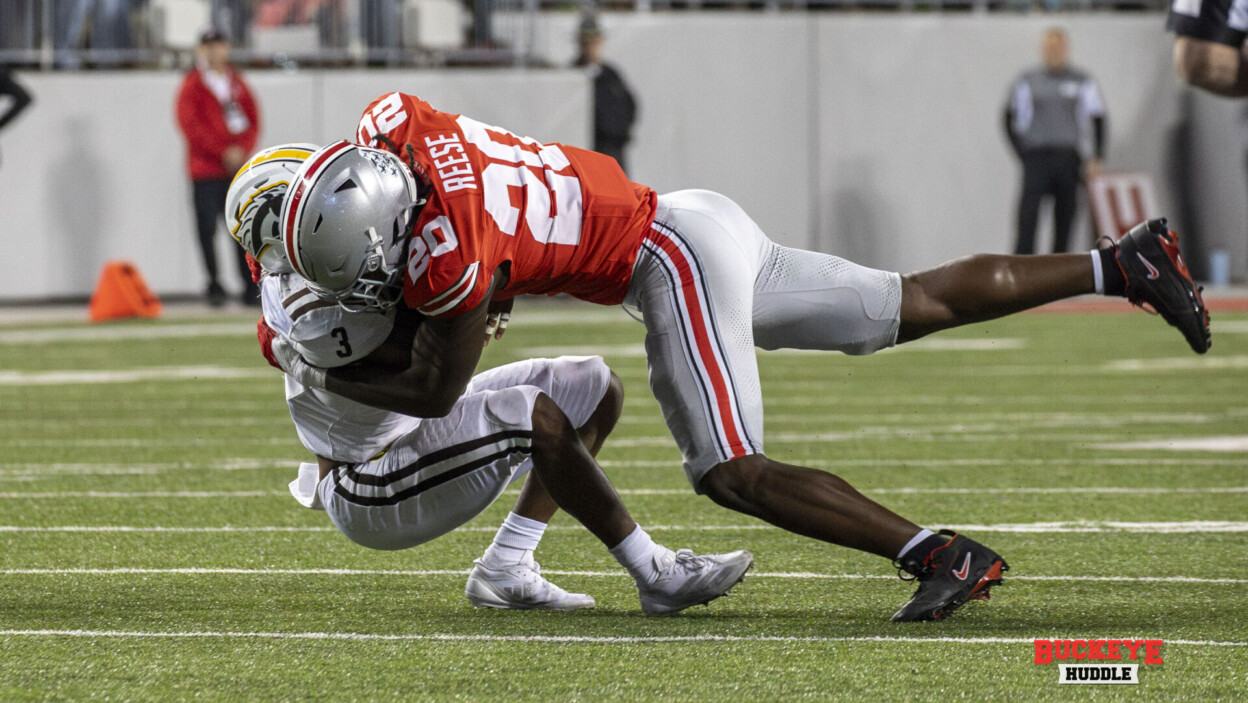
[{"xmin": 1, "ymin": 304, "xmax": 1244, "ymax": 701}]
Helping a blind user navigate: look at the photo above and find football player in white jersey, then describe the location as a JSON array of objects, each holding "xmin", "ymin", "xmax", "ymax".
[{"xmin": 227, "ymin": 146, "xmax": 754, "ymax": 614}]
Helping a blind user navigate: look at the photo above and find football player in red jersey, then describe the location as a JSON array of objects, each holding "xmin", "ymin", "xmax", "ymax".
[{"xmin": 274, "ymin": 93, "xmax": 1210, "ymax": 622}]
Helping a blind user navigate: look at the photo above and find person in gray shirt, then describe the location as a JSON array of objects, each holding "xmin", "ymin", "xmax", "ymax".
[{"xmin": 1004, "ymin": 28, "xmax": 1106, "ymax": 255}]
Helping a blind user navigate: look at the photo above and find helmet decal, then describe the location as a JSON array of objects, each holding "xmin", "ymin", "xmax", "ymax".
[{"xmin": 225, "ymin": 142, "xmax": 318, "ymax": 275}]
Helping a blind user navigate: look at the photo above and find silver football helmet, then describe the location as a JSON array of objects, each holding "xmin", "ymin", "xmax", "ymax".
[
  {"xmin": 281, "ymin": 140, "xmax": 422, "ymax": 311},
  {"xmin": 226, "ymin": 143, "xmax": 319, "ymax": 274}
]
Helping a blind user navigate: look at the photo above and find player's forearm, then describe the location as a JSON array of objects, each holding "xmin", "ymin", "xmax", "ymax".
[
  {"xmin": 333, "ymin": 273, "xmax": 498, "ymax": 415},
  {"xmin": 324, "ymin": 362, "xmax": 466, "ymax": 418},
  {"xmin": 1174, "ymin": 37, "xmax": 1248, "ymax": 97}
]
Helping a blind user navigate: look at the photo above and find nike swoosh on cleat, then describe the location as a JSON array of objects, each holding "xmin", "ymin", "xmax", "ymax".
[
  {"xmin": 1136, "ymin": 252, "xmax": 1160, "ymax": 280},
  {"xmin": 951, "ymin": 553, "xmax": 973, "ymax": 581}
]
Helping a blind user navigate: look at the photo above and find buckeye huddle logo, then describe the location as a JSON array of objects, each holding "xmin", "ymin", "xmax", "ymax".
[{"xmin": 1034, "ymin": 639, "xmax": 1163, "ymax": 685}]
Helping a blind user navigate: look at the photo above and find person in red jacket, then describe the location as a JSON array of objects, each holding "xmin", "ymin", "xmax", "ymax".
[{"xmin": 175, "ymin": 28, "xmax": 261, "ymax": 306}]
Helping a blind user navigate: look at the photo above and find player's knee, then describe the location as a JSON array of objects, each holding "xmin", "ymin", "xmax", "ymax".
[
  {"xmin": 530, "ymin": 393, "xmax": 577, "ymax": 454},
  {"xmin": 698, "ymin": 455, "xmax": 771, "ymax": 510},
  {"xmin": 897, "ymin": 272, "xmax": 948, "ymax": 342},
  {"xmin": 592, "ymin": 371, "xmax": 625, "ymax": 437}
]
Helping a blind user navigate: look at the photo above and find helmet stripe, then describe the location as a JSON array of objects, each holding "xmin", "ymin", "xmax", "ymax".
[
  {"xmin": 228, "ymin": 147, "xmax": 316, "ymax": 188},
  {"xmin": 284, "ymin": 140, "xmax": 354, "ymax": 278}
]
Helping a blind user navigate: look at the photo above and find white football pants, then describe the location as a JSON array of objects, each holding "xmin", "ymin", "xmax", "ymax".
[{"xmin": 622, "ymin": 189, "xmax": 902, "ymax": 488}]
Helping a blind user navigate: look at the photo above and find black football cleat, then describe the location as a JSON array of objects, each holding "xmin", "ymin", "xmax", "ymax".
[
  {"xmin": 1113, "ymin": 219, "xmax": 1211, "ymax": 354},
  {"xmin": 891, "ymin": 531, "xmax": 1008, "ymax": 623}
]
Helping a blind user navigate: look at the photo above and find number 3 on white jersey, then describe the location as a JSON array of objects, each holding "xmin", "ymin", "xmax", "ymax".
[
  {"xmin": 457, "ymin": 116, "xmax": 583, "ymax": 246},
  {"xmin": 357, "ymin": 93, "xmax": 409, "ymax": 144}
]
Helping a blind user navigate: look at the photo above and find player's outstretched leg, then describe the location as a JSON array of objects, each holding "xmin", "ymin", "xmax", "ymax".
[
  {"xmin": 466, "ymin": 374, "xmax": 626, "ymax": 611},
  {"xmin": 898, "ymin": 218, "xmax": 1210, "ymax": 353},
  {"xmin": 526, "ymin": 393, "xmax": 754, "ymax": 615},
  {"xmin": 698, "ymin": 455, "xmax": 1007, "ymax": 622}
]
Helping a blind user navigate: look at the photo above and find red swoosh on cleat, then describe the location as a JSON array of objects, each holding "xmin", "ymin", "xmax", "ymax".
[
  {"xmin": 951, "ymin": 553, "xmax": 972, "ymax": 580},
  {"xmin": 1136, "ymin": 252, "xmax": 1160, "ymax": 280}
]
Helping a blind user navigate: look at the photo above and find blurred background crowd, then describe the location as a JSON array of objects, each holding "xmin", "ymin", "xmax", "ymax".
[{"xmin": 0, "ymin": 0, "xmax": 1169, "ymax": 70}]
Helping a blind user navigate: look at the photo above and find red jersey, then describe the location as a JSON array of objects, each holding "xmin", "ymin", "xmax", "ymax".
[
  {"xmin": 174, "ymin": 66, "xmax": 260, "ymax": 181},
  {"xmin": 355, "ymin": 93, "xmax": 656, "ymax": 317}
]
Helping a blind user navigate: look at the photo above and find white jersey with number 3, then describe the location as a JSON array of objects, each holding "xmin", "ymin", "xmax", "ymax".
[{"xmin": 261, "ymin": 273, "xmax": 414, "ymax": 463}]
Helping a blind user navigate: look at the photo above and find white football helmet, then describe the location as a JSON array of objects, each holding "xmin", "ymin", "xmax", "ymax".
[
  {"xmin": 226, "ymin": 143, "xmax": 319, "ymax": 274},
  {"xmin": 281, "ymin": 140, "xmax": 422, "ymax": 311}
]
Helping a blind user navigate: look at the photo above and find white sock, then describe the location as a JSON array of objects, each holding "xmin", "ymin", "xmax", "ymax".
[
  {"xmin": 608, "ymin": 524, "xmax": 669, "ymax": 584},
  {"xmin": 1090, "ymin": 250, "xmax": 1105, "ymax": 294},
  {"xmin": 481, "ymin": 512, "xmax": 547, "ymax": 566},
  {"xmin": 897, "ymin": 528, "xmax": 936, "ymax": 560}
]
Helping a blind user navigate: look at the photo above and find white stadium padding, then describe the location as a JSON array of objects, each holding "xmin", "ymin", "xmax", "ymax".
[{"xmin": 0, "ymin": 14, "xmax": 1241, "ymax": 301}]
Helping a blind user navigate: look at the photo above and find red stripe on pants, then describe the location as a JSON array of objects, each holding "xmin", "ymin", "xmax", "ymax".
[{"xmin": 645, "ymin": 228, "xmax": 750, "ymax": 460}]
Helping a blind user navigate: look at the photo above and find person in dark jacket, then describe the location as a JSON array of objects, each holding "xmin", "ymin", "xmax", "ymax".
[
  {"xmin": 175, "ymin": 29, "xmax": 260, "ymax": 306},
  {"xmin": 574, "ymin": 17, "xmax": 638, "ymax": 176}
]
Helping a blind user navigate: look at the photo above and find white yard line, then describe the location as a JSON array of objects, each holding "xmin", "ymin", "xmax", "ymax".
[
  {"xmin": 0, "ymin": 459, "xmax": 289, "ymax": 478},
  {"xmin": 1104, "ymin": 356, "xmax": 1248, "ymax": 372},
  {"xmin": 1093, "ymin": 437, "xmax": 1248, "ymax": 453},
  {"xmin": 537, "ymin": 487, "xmax": 1247, "ymax": 497},
  {"xmin": 601, "ymin": 431, "xmax": 1248, "ymax": 447},
  {"xmin": 3, "ymin": 486, "xmax": 1245, "ymax": 499},
  {"xmin": 2, "ymin": 521, "xmax": 1246, "ymax": 534},
  {"xmin": 619, "ymin": 411, "xmax": 1234, "ymax": 426},
  {"xmin": 518, "ymin": 338, "xmax": 1028, "ymax": 359},
  {"xmin": 745, "ymin": 394, "xmax": 1217, "ymax": 407},
  {"xmin": 0, "ymin": 491, "xmax": 281, "ymax": 498},
  {"xmin": 4, "ymin": 457, "xmax": 1237, "ymax": 480},
  {"xmin": 3, "ymin": 485, "xmax": 1245, "ymax": 500},
  {"xmin": 942, "ymin": 521, "xmax": 1248, "ymax": 533},
  {"xmin": 1, "ymin": 568, "xmax": 1243, "ymax": 585},
  {"xmin": 786, "ymin": 338, "xmax": 1030, "ymax": 353},
  {"xmin": 0, "ymin": 438, "xmax": 294, "ymax": 449},
  {"xmin": 600, "ymin": 458, "xmax": 1248, "ymax": 468},
  {"xmin": 0, "ymin": 308, "xmax": 630, "ymax": 345},
  {"xmin": 0, "ymin": 629, "xmax": 1242, "ymax": 647},
  {"xmin": 0, "ymin": 366, "xmax": 273, "ymax": 386},
  {"xmin": 0, "ymin": 322, "xmax": 254, "ymax": 345}
]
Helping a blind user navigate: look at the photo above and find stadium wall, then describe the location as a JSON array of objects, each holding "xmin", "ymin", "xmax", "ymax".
[
  {"xmin": 0, "ymin": 71, "xmax": 590, "ymax": 300},
  {"xmin": 0, "ymin": 14, "xmax": 1240, "ymax": 301},
  {"xmin": 530, "ymin": 13, "xmax": 1242, "ymax": 281}
]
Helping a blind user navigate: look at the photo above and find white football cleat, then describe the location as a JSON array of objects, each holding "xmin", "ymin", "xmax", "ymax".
[
  {"xmin": 637, "ymin": 548, "xmax": 754, "ymax": 615},
  {"xmin": 464, "ymin": 555, "xmax": 596, "ymax": 612}
]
